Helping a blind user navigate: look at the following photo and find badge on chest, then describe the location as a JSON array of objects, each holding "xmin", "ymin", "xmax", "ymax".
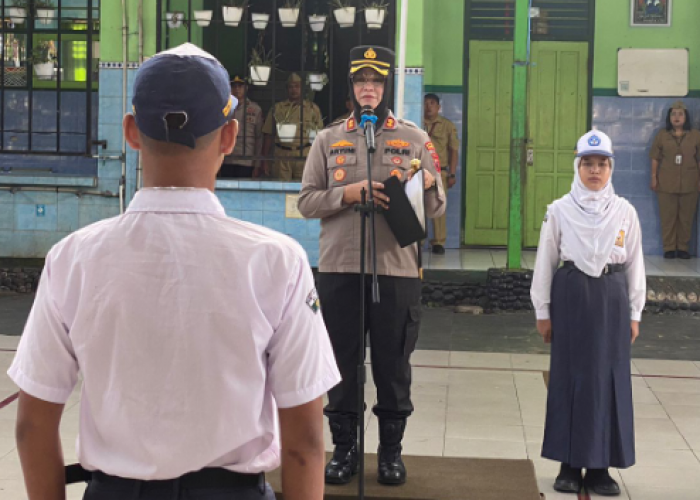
[{"xmin": 615, "ymin": 230, "xmax": 626, "ymax": 248}]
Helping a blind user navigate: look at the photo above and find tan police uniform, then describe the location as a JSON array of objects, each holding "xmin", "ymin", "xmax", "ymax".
[
  {"xmin": 649, "ymin": 127, "xmax": 700, "ymax": 252},
  {"xmin": 263, "ymin": 99, "xmax": 323, "ymax": 181},
  {"xmin": 222, "ymin": 98, "xmax": 263, "ymax": 172},
  {"xmin": 424, "ymin": 114, "xmax": 459, "ymax": 247}
]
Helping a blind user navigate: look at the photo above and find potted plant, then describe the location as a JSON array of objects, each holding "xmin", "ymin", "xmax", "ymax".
[
  {"xmin": 9, "ymin": 0, "xmax": 27, "ymax": 25},
  {"xmin": 32, "ymin": 40, "xmax": 56, "ymax": 80},
  {"xmin": 330, "ymin": 0, "xmax": 355, "ymax": 28},
  {"xmin": 308, "ymin": 12, "xmax": 327, "ymax": 32},
  {"xmin": 222, "ymin": 0, "xmax": 245, "ymax": 27},
  {"xmin": 166, "ymin": 11, "xmax": 185, "ymax": 29},
  {"xmin": 275, "ymin": 104, "xmax": 298, "ymax": 144},
  {"xmin": 364, "ymin": 0, "xmax": 388, "ymax": 30},
  {"xmin": 193, "ymin": 9, "xmax": 213, "ymax": 27},
  {"xmin": 307, "ymin": 72, "xmax": 328, "ymax": 92},
  {"xmin": 35, "ymin": 0, "xmax": 55, "ymax": 25},
  {"xmin": 249, "ymin": 42, "xmax": 275, "ymax": 86},
  {"xmin": 278, "ymin": 0, "xmax": 301, "ymax": 28},
  {"xmin": 251, "ymin": 11, "xmax": 269, "ymax": 30}
]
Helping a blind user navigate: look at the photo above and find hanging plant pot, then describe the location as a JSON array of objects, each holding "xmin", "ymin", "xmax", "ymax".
[
  {"xmin": 193, "ymin": 10, "xmax": 213, "ymax": 27},
  {"xmin": 36, "ymin": 9, "xmax": 55, "ymax": 25},
  {"xmin": 309, "ymin": 73, "xmax": 324, "ymax": 91},
  {"xmin": 222, "ymin": 6, "xmax": 244, "ymax": 27},
  {"xmin": 166, "ymin": 12, "xmax": 185, "ymax": 29},
  {"xmin": 250, "ymin": 65, "xmax": 271, "ymax": 86},
  {"xmin": 333, "ymin": 7, "xmax": 355, "ymax": 28},
  {"xmin": 33, "ymin": 62, "xmax": 54, "ymax": 80},
  {"xmin": 277, "ymin": 123, "xmax": 298, "ymax": 144},
  {"xmin": 251, "ymin": 12, "xmax": 270, "ymax": 30},
  {"xmin": 308, "ymin": 14, "xmax": 326, "ymax": 32},
  {"xmin": 9, "ymin": 7, "xmax": 26, "ymax": 25},
  {"xmin": 309, "ymin": 130, "xmax": 319, "ymax": 144},
  {"xmin": 278, "ymin": 7, "xmax": 300, "ymax": 28},
  {"xmin": 364, "ymin": 8, "xmax": 386, "ymax": 30}
]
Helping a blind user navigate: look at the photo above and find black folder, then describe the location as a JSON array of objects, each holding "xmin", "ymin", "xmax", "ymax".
[{"xmin": 381, "ymin": 174, "xmax": 426, "ymax": 248}]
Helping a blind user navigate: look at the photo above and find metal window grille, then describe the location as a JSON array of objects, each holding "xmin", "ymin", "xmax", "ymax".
[
  {"xmin": 156, "ymin": 0, "xmax": 397, "ymax": 168},
  {"xmin": 0, "ymin": 0, "xmax": 99, "ymax": 158}
]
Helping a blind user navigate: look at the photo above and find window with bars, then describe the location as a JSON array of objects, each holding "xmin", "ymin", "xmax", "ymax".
[
  {"xmin": 0, "ymin": 0, "xmax": 99, "ymax": 162},
  {"xmin": 468, "ymin": 0, "xmax": 592, "ymax": 42},
  {"xmin": 157, "ymin": 0, "xmax": 396, "ymax": 180}
]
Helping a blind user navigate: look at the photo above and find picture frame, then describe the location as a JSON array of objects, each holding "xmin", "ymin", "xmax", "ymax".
[{"xmin": 631, "ymin": 0, "xmax": 671, "ymax": 27}]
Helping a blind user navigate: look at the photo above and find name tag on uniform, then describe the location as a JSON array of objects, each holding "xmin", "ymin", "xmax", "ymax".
[{"xmin": 676, "ymin": 154, "xmax": 683, "ymax": 165}]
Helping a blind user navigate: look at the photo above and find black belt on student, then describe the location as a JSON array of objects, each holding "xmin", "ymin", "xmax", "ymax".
[
  {"xmin": 562, "ymin": 261, "xmax": 625, "ymax": 275},
  {"xmin": 275, "ymin": 142, "xmax": 311, "ymax": 151},
  {"xmin": 65, "ymin": 463, "xmax": 264, "ymax": 489}
]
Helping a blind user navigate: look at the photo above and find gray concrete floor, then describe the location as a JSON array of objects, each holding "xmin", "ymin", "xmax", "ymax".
[{"xmin": 2, "ymin": 294, "xmax": 700, "ymax": 361}]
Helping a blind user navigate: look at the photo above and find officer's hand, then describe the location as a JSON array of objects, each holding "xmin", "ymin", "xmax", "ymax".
[
  {"xmin": 650, "ymin": 177, "xmax": 658, "ymax": 192},
  {"xmin": 342, "ymin": 181, "xmax": 389, "ymax": 209},
  {"xmin": 631, "ymin": 320, "xmax": 639, "ymax": 344},
  {"xmin": 536, "ymin": 319, "xmax": 552, "ymax": 344},
  {"xmin": 447, "ymin": 176, "xmax": 457, "ymax": 189}
]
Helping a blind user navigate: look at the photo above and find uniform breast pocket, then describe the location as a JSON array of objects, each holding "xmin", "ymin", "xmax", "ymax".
[
  {"xmin": 612, "ymin": 220, "xmax": 631, "ymax": 258},
  {"xmin": 328, "ymin": 154, "xmax": 357, "ymax": 186},
  {"xmin": 381, "ymin": 154, "xmax": 411, "ymax": 181}
]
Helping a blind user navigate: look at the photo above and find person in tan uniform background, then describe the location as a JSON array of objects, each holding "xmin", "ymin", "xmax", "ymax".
[
  {"xmin": 649, "ymin": 101, "xmax": 700, "ymax": 259},
  {"xmin": 423, "ymin": 93, "xmax": 459, "ymax": 255},
  {"xmin": 219, "ymin": 75, "xmax": 263, "ymax": 178},
  {"xmin": 299, "ymin": 46, "xmax": 445, "ymax": 487},
  {"xmin": 259, "ymin": 73, "xmax": 323, "ymax": 180}
]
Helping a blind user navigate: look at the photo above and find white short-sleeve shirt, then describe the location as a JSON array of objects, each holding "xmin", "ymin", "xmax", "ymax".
[{"xmin": 8, "ymin": 188, "xmax": 341, "ymax": 480}]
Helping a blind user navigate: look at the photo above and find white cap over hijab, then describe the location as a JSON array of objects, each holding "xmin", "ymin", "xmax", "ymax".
[{"xmin": 556, "ymin": 130, "xmax": 630, "ymax": 277}]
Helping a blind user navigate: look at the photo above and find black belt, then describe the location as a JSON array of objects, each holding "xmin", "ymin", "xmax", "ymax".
[
  {"xmin": 275, "ymin": 143, "xmax": 311, "ymax": 151},
  {"xmin": 66, "ymin": 463, "xmax": 264, "ymax": 490},
  {"xmin": 563, "ymin": 261, "xmax": 624, "ymax": 275}
]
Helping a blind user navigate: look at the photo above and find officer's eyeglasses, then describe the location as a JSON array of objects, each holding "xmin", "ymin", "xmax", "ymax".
[{"xmin": 353, "ymin": 76, "xmax": 385, "ymax": 88}]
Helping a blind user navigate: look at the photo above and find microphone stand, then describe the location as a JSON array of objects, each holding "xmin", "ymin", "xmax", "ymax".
[{"xmin": 354, "ymin": 112, "xmax": 381, "ymax": 500}]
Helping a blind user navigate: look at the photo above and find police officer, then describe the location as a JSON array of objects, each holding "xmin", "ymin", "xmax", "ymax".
[
  {"xmin": 260, "ymin": 73, "xmax": 323, "ymax": 180},
  {"xmin": 531, "ymin": 130, "xmax": 645, "ymax": 496},
  {"xmin": 649, "ymin": 100, "xmax": 700, "ymax": 259},
  {"xmin": 299, "ymin": 46, "xmax": 446, "ymax": 486},
  {"xmin": 220, "ymin": 75, "xmax": 264, "ymax": 178},
  {"xmin": 423, "ymin": 93, "xmax": 459, "ymax": 255},
  {"xmin": 9, "ymin": 44, "xmax": 339, "ymax": 500}
]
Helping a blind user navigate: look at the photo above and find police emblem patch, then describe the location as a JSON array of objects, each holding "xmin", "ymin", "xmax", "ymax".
[
  {"xmin": 390, "ymin": 168, "xmax": 402, "ymax": 179},
  {"xmin": 588, "ymin": 135, "xmax": 601, "ymax": 147},
  {"xmin": 336, "ymin": 155, "xmax": 346, "ymax": 165},
  {"xmin": 391, "ymin": 157, "xmax": 402, "ymax": 165},
  {"xmin": 334, "ymin": 168, "xmax": 347, "ymax": 181},
  {"xmin": 306, "ymin": 288, "xmax": 320, "ymax": 313}
]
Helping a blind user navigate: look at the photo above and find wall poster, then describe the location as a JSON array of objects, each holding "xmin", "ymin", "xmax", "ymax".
[{"xmin": 631, "ymin": 0, "xmax": 671, "ymax": 27}]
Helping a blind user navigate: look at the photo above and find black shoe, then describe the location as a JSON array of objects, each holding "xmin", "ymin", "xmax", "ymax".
[
  {"xmin": 584, "ymin": 469, "xmax": 621, "ymax": 496},
  {"xmin": 432, "ymin": 245, "xmax": 445, "ymax": 255},
  {"xmin": 664, "ymin": 251, "xmax": 677, "ymax": 259},
  {"xmin": 677, "ymin": 250, "xmax": 691, "ymax": 259},
  {"xmin": 325, "ymin": 416, "xmax": 359, "ymax": 485},
  {"xmin": 553, "ymin": 463, "xmax": 582, "ymax": 494},
  {"xmin": 377, "ymin": 418, "xmax": 407, "ymax": 485}
]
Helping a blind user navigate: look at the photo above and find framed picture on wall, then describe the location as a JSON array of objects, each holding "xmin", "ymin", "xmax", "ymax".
[{"xmin": 631, "ymin": 0, "xmax": 671, "ymax": 27}]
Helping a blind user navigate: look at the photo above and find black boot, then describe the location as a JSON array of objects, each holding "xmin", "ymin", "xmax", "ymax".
[
  {"xmin": 553, "ymin": 463, "xmax": 582, "ymax": 493},
  {"xmin": 377, "ymin": 418, "xmax": 407, "ymax": 485},
  {"xmin": 324, "ymin": 415, "xmax": 359, "ymax": 485},
  {"xmin": 584, "ymin": 468, "xmax": 620, "ymax": 496}
]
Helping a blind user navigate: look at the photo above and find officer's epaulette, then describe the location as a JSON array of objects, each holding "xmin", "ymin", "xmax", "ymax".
[
  {"xmin": 326, "ymin": 119, "xmax": 346, "ymax": 129},
  {"xmin": 397, "ymin": 118, "xmax": 420, "ymax": 129}
]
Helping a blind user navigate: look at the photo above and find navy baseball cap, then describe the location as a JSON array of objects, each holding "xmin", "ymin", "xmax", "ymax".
[{"xmin": 132, "ymin": 43, "xmax": 237, "ymax": 149}]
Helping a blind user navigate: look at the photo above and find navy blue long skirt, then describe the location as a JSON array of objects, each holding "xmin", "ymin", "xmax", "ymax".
[{"xmin": 542, "ymin": 265, "xmax": 635, "ymax": 469}]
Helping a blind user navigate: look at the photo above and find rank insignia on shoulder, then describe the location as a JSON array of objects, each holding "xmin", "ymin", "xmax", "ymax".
[
  {"xmin": 331, "ymin": 140, "xmax": 354, "ymax": 148},
  {"xmin": 615, "ymin": 229, "xmax": 625, "ymax": 248},
  {"xmin": 306, "ymin": 288, "xmax": 320, "ymax": 313},
  {"xmin": 346, "ymin": 118, "xmax": 357, "ymax": 131},
  {"xmin": 386, "ymin": 139, "xmax": 410, "ymax": 148},
  {"xmin": 385, "ymin": 117, "xmax": 396, "ymax": 130}
]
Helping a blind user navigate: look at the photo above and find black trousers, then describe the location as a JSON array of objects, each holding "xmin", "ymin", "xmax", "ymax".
[{"xmin": 317, "ymin": 273, "xmax": 422, "ymax": 419}]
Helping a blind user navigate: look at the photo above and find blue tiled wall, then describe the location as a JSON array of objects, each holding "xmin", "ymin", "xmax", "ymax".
[
  {"xmin": 592, "ymin": 96, "xmax": 700, "ymax": 256},
  {"xmin": 395, "ymin": 69, "xmax": 424, "ymax": 127}
]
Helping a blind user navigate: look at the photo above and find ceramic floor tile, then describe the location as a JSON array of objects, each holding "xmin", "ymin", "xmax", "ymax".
[
  {"xmin": 634, "ymin": 449, "xmax": 700, "ymax": 468},
  {"xmin": 523, "ymin": 425, "xmax": 545, "ymax": 443},
  {"xmin": 410, "ymin": 349, "xmax": 450, "ymax": 367},
  {"xmin": 412, "ymin": 367, "xmax": 450, "ymax": 384},
  {"xmin": 665, "ymin": 405, "xmax": 700, "ymax": 421},
  {"xmin": 443, "ymin": 437, "xmax": 527, "ymax": 459},
  {"xmin": 655, "ymin": 392, "xmax": 700, "ymax": 407},
  {"xmin": 634, "ymin": 359, "xmax": 700, "ymax": 377},
  {"xmin": 444, "ymin": 422, "xmax": 525, "ymax": 442},
  {"xmin": 646, "ymin": 377, "xmax": 700, "ymax": 394},
  {"xmin": 634, "ymin": 403, "xmax": 669, "ymax": 419},
  {"xmin": 643, "ymin": 257, "xmax": 665, "ymax": 277},
  {"xmin": 619, "ymin": 465, "xmax": 700, "ymax": 490},
  {"xmin": 511, "ymin": 353, "xmax": 551, "ymax": 371},
  {"xmin": 0, "ymin": 336, "xmax": 19, "ymax": 350},
  {"xmin": 449, "ymin": 351, "xmax": 512, "ymax": 369},
  {"xmin": 446, "ymin": 408, "xmax": 523, "ymax": 427},
  {"xmin": 490, "ymin": 251, "xmax": 507, "ymax": 268},
  {"xmin": 624, "ymin": 486, "xmax": 700, "ymax": 500},
  {"xmin": 633, "ymin": 385, "xmax": 661, "ymax": 405}
]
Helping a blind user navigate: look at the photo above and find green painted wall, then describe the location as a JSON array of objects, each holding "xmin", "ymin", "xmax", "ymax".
[
  {"xmin": 423, "ymin": 0, "xmax": 464, "ymax": 88},
  {"xmin": 594, "ymin": 0, "xmax": 700, "ymax": 90},
  {"xmin": 396, "ymin": 0, "xmax": 424, "ymax": 68}
]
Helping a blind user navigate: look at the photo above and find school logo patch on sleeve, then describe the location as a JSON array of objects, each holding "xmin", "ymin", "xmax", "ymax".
[
  {"xmin": 615, "ymin": 230, "xmax": 626, "ymax": 248},
  {"xmin": 425, "ymin": 141, "xmax": 436, "ymax": 152},
  {"xmin": 306, "ymin": 288, "xmax": 320, "ymax": 313}
]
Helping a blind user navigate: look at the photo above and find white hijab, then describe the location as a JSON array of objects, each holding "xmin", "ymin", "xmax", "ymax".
[{"xmin": 556, "ymin": 157, "xmax": 628, "ymax": 277}]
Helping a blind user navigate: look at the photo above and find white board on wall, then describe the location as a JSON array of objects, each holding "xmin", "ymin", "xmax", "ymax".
[{"xmin": 617, "ymin": 48, "xmax": 688, "ymax": 97}]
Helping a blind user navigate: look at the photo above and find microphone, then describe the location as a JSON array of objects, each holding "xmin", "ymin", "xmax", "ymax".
[{"xmin": 359, "ymin": 106, "xmax": 378, "ymax": 153}]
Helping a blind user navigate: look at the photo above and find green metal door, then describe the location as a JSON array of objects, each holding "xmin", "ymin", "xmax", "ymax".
[
  {"xmin": 524, "ymin": 42, "xmax": 588, "ymax": 247},
  {"xmin": 465, "ymin": 41, "xmax": 513, "ymax": 246},
  {"xmin": 464, "ymin": 41, "xmax": 588, "ymax": 246}
]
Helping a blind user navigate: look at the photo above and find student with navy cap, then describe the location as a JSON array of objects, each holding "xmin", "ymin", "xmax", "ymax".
[
  {"xmin": 531, "ymin": 130, "xmax": 646, "ymax": 496},
  {"xmin": 9, "ymin": 43, "xmax": 339, "ymax": 500}
]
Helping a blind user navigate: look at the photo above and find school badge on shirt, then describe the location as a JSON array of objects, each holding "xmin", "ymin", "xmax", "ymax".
[
  {"xmin": 615, "ymin": 230, "xmax": 626, "ymax": 248},
  {"xmin": 306, "ymin": 288, "xmax": 320, "ymax": 313}
]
